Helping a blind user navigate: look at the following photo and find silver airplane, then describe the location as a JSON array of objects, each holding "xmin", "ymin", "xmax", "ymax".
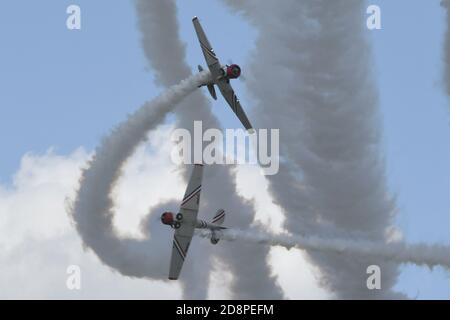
[
  {"xmin": 161, "ymin": 164, "xmax": 227, "ymax": 280},
  {"xmin": 193, "ymin": 16, "xmax": 254, "ymax": 132}
]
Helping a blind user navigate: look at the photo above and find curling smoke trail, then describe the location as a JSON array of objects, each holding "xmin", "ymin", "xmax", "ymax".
[
  {"xmin": 134, "ymin": 0, "xmax": 284, "ymax": 299},
  {"xmin": 70, "ymin": 71, "xmax": 210, "ymax": 279},
  {"xmin": 196, "ymin": 229, "xmax": 450, "ymax": 270}
]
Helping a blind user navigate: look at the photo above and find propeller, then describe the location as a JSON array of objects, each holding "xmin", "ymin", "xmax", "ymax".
[{"xmin": 226, "ymin": 59, "xmax": 246, "ymax": 82}]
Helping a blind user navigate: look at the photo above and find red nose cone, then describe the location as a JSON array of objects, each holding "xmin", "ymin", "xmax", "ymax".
[
  {"xmin": 227, "ymin": 64, "xmax": 241, "ymax": 79},
  {"xmin": 161, "ymin": 212, "xmax": 174, "ymax": 225}
]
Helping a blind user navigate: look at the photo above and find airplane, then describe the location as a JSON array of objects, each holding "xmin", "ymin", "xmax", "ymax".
[
  {"xmin": 160, "ymin": 164, "xmax": 227, "ymax": 280},
  {"xmin": 193, "ymin": 16, "xmax": 254, "ymax": 133}
]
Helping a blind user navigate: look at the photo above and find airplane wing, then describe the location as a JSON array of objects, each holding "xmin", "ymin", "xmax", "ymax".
[
  {"xmin": 168, "ymin": 164, "xmax": 203, "ymax": 280},
  {"xmin": 216, "ymin": 80, "xmax": 254, "ymax": 131},
  {"xmin": 192, "ymin": 17, "xmax": 222, "ymax": 79}
]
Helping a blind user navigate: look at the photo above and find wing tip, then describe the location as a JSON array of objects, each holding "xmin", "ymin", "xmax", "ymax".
[
  {"xmin": 247, "ymin": 128, "xmax": 256, "ymax": 134},
  {"xmin": 168, "ymin": 276, "xmax": 178, "ymax": 281},
  {"xmin": 192, "ymin": 16, "xmax": 198, "ymax": 21}
]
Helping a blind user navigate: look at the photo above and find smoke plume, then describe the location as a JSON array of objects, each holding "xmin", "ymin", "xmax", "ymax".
[
  {"xmin": 134, "ymin": 0, "xmax": 284, "ymax": 299},
  {"xmin": 197, "ymin": 229, "xmax": 450, "ymax": 270},
  {"xmin": 221, "ymin": 0, "xmax": 405, "ymax": 298},
  {"xmin": 70, "ymin": 72, "xmax": 210, "ymax": 279}
]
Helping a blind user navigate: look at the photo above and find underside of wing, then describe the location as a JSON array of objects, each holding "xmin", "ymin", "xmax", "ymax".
[
  {"xmin": 169, "ymin": 233, "xmax": 193, "ymax": 280},
  {"xmin": 217, "ymin": 80, "xmax": 254, "ymax": 131},
  {"xmin": 180, "ymin": 164, "xmax": 203, "ymax": 212},
  {"xmin": 168, "ymin": 164, "xmax": 203, "ymax": 280},
  {"xmin": 192, "ymin": 17, "xmax": 222, "ymax": 78}
]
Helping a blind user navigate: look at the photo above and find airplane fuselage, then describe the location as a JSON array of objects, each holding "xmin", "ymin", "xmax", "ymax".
[
  {"xmin": 161, "ymin": 211, "xmax": 223, "ymax": 230},
  {"xmin": 161, "ymin": 211, "xmax": 225, "ymax": 244},
  {"xmin": 200, "ymin": 64, "xmax": 241, "ymax": 86}
]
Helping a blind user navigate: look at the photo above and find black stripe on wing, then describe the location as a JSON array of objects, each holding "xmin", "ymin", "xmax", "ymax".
[{"xmin": 173, "ymin": 236, "xmax": 186, "ymax": 260}]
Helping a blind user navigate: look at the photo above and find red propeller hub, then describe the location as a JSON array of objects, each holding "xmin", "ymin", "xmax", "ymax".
[
  {"xmin": 226, "ymin": 64, "xmax": 241, "ymax": 79},
  {"xmin": 161, "ymin": 212, "xmax": 174, "ymax": 225}
]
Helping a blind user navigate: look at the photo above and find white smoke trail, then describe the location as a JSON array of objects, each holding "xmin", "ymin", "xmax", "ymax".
[
  {"xmin": 197, "ymin": 229, "xmax": 450, "ymax": 270},
  {"xmin": 134, "ymin": 0, "xmax": 284, "ymax": 299},
  {"xmin": 221, "ymin": 0, "xmax": 405, "ymax": 298},
  {"xmin": 69, "ymin": 71, "xmax": 210, "ymax": 279}
]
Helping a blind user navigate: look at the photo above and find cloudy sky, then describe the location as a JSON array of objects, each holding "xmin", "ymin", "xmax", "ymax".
[{"xmin": 0, "ymin": 0, "xmax": 450, "ymax": 299}]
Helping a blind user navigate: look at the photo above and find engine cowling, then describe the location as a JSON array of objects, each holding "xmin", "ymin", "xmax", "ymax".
[
  {"xmin": 161, "ymin": 212, "xmax": 174, "ymax": 225},
  {"xmin": 224, "ymin": 64, "xmax": 241, "ymax": 79}
]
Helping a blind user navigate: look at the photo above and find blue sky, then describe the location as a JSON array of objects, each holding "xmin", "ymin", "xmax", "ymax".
[
  {"xmin": 0, "ymin": 0, "xmax": 449, "ymax": 298},
  {"xmin": 369, "ymin": 0, "xmax": 450, "ymax": 298}
]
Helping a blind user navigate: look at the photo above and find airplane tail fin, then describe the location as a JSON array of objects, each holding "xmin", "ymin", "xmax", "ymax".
[
  {"xmin": 211, "ymin": 209, "xmax": 225, "ymax": 225},
  {"xmin": 210, "ymin": 209, "xmax": 225, "ymax": 245},
  {"xmin": 207, "ymin": 84, "xmax": 217, "ymax": 100},
  {"xmin": 198, "ymin": 65, "xmax": 217, "ymax": 100}
]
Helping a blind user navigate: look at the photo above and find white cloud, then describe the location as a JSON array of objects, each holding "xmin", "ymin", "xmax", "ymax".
[
  {"xmin": 0, "ymin": 127, "xmax": 328, "ymax": 299},
  {"xmin": 0, "ymin": 148, "xmax": 86, "ymax": 250}
]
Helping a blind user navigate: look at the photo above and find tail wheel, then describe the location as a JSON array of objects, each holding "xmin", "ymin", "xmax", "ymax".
[
  {"xmin": 174, "ymin": 221, "xmax": 181, "ymax": 229},
  {"xmin": 176, "ymin": 213, "xmax": 183, "ymax": 221}
]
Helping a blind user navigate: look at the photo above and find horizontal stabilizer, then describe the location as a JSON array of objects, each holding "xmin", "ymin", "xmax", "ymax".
[
  {"xmin": 207, "ymin": 84, "xmax": 217, "ymax": 100},
  {"xmin": 211, "ymin": 209, "xmax": 225, "ymax": 226}
]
